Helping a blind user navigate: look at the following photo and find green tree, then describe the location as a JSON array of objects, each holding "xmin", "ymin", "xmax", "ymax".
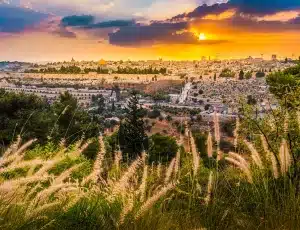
[
  {"xmin": 239, "ymin": 70, "xmax": 244, "ymax": 80},
  {"xmin": 0, "ymin": 89, "xmax": 53, "ymax": 145},
  {"xmin": 245, "ymin": 71, "xmax": 252, "ymax": 79},
  {"xmin": 118, "ymin": 92, "xmax": 148, "ymax": 159},
  {"xmin": 51, "ymin": 92, "xmax": 100, "ymax": 144},
  {"xmin": 148, "ymin": 133, "xmax": 178, "ymax": 163},
  {"xmin": 219, "ymin": 68, "xmax": 235, "ymax": 78},
  {"xmin": 267, "ymin": 65, "xmax": 300, "ymax": 108}
]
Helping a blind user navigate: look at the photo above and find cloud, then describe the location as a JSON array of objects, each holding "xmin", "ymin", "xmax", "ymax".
[
  {"xmin": 108, "ymin": 21, "xmax": 228, "ymax": 46},
  {"xmin": 83, "ymin": 20, "xmax": 135, "ymax": 29},
  {"xmin": 61, "ymin": 15, "xmax": 94, "ymax": 27},
  {"xmin": 229, "ymin": 0, "xmax": 300, "ymax": 15},
  {"xmin": 0, "ymin": 4, "xmax": 48, "ymax": 33}
]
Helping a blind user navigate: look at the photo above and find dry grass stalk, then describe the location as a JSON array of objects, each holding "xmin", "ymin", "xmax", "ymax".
[
  {"xmin": 260, "ymin": 135, "xmax": 279, "ymax": 179},
  {"xmin": 233, "ymin": 117, "xmax": 239, "ymax": 149},
  {"xmin": 157, "ymin": 162, "xmax": 162, "ymax": 178},
  {"xmin": 83, "ymin": 136, "xmax": 106, "ymax": 184},
  {"xmin": 52, "ymin": 163, "xmax": 83, "ymax": 186},
  {"xmin": 226, "ymin": 153, "xmax": 253, "ymax": 183},
  {"xmin": 135, "ymin": 183, "xmax": 175, "ymax": 219},
  {"xmin": 64, "ymin": 192, "xmax": 85, "ymax": 211},
  {"xmin": 190, "ymin": 134, "xmax": 200, "ymax": 176},
  {"xmin": 279, "ymin": 139, "xmax": 291, "ymax": 175},
  {"xmin": 207, "ymin": 132, "xmax": 213, "ymax": 158},
  {"xmin": 244, "ymin": 140, "xmax": 263, "ymax": 169},
  {"xmin": 26, "ymin": 201, "xmax": 61, "ymax": 219},
  {"xmin": 69, "ymin": 140, "xmax": 92, "ymax": 158},
  {"xmin": 164, "ymin": 157, "xmax": 176, "ymax": 184},
  {"xmin": 213, "ymin": 111, "xmax": 221, "ymax": 145},
  {"xmin": 114, "ymin": 150, "xmax": 122, "ymax": 171},
  {"xmin": 205, "ymin": 171, "xmax": 214, "ymax": 205},
  {"xmin": 138, "ymin": 165, "xmax": 148, "ymax": 202},
  {"xmin": 174, "ymin": 149, "xmax": 181, "ymax": 176},
  {"xmin": 34, "ymin": 159, "xmax": 62, "ymax": 177},
  {"xmin": 0, "ymin": 176, "xmax": 50, "ymax": 193},
  {"xmin": 14, "ymin": 139, "xmax": 37, "ymax": 157},
  {"xmin": 3, "ymin": 135, "xmax": 21, "ymax": 158},
  {"xmin": 0, "ymin": 159, "xmax": 43, "ymax": 174},
  {"xmin": 283, "ymin": 112, "xmax": 289, "ymax": 134},
  {"xmin": 119, "ymin": 195, "xmax": 134, "ymax": 225},
  {"xmin": 31, "ymin": 183, "xmax": 74, "ymax": 207},
  {"xmin": 112, "ymin": 156, "xmax": 143, "ymax": 195}
]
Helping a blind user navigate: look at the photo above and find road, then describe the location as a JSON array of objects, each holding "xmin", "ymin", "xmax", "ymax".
[{"xmin": 178, "ymin": 82, "xmax": 192, "ymax": 104}]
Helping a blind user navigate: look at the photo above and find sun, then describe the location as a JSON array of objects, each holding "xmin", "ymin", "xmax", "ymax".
[{"xmin": 199, "ymin": 33, "xmax": 206, "ymax": 41}]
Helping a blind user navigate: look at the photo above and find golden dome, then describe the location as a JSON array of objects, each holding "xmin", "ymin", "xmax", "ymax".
[{"xmin": 99, "ymin": 59, "xmax": 107, "ymax": 65}]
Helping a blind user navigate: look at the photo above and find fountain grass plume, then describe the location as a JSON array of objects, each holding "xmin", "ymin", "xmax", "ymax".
[
  {"xmin": 207, "ymin": 132, "xmax": 213, "ymax": 158},
  {"xmin": 34, "ymin": 159, "xmax": 63, "ymax": 177},
  {"xmin": 260, "ymin": 135, "xmax": 279, "ymax": 179},
  {"xmin": 244, "ymin": 140, "xmax": 263, "ymax": 169},
  {"xmin": 138, "ymin": 165, "xmax": 148, "ymax": 202},
  {"xmin": 226, "ymin": 153, "xmax": 253, "ymax": 183},
  {"xmin": 14, "ymin": 139, "xmax": 37, "ymax": 157},
  {"xmin": 112, "ymin": 156, "xmax": 143, "ymax": 196},
  {"xmin": 205, "ymin": 171, "xmax": 214, "ymax": 205},
  {"xmin": 25, "ymin": 201, "xmax": 61, "ymax": 219},
  {"xmin": 279, "ymin": 139, "xmax": 291, "ymax": 175},
  {"xmin": 233, "ymin": 117, "xmax": 239, "ymax": 149},
  {"xmin": 157, "ymin": 162, "xmax": 162, "ymax": 178},
  {"xmin": 174, "ymin": 149, "xmax": 181, "ymax": 176},
  {"xmin": 0, "ymin": 175, "xmax": 50, "ymax": 193},
  {"xmin": 3, "ymin": 135, "xmax": 21, "ymax": 158},
  {"xmin": 119, "ymin": 195, "xmax": 134, "ymax": 225},
  {"xmin": 0, "ymin": 159, "xmax": 43, "ymax": 174},
  {"xmin": 190, "ymin": 134, "xmax": 200, "ymax": 176},
  {"xmin": 52, "ymin": 163, "xmax": 83, "ymax": 186},
  {"xmin": 30, "ymin": 183, "xmax": 75, "ymax": 208},
  {"xmin": 135, "ymin": 183, "xmax": 175, "ymax": 220},
  {"xmin": 83, "ymin": 136, "xmax": 106, "ymax": 184},
  {"xmin": 114, "ymin": 150, "xmax": 122, "ymax": 171},
  {"xmin": 165, "ymin": 157, "xmax": 176, "ymax": 184},
  {"xmin": 213, "ymin": 111, "xmax": 221, "ymax": 145}
]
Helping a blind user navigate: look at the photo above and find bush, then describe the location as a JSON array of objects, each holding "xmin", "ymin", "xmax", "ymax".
[
  {"xmin": 148, "ymin": 109, "xmax": 161, "ymax": 119},
  {"xmin": 148, "ymin": 133, "xmax": 178, "ymax": 163}
]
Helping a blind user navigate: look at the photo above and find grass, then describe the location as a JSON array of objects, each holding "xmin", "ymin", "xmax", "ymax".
[{"xmin": 0, "ymin": 130, "xmax": 300, "ymax": 230}]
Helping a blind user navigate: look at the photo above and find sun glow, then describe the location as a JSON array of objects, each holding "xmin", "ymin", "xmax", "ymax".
[{"xmin": 199, "ymin": 33, "xmax": 206, "ymax": 41}]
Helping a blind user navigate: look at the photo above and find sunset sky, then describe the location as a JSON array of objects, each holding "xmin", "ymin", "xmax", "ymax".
[{"xmin": 0, "ymin": 0, "xmax": 300, "ymax": 61}]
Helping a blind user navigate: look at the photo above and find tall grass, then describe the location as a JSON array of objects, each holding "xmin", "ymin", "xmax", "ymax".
[{"xmin": 0, "ymin": 124, "xmax": 300, "ymax": 230}]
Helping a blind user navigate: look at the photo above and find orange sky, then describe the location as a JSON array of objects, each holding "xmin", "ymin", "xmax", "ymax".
[{"xmin": 1, "ymin": 29, "xmax": 299, "ymax": 62}]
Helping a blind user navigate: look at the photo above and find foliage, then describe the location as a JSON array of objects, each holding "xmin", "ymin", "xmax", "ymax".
[
  {"xmin": 267, "ymin": 64, "xmax": 300, "ymax": 108},
  {"xmin": 0, "ymin": 90, "xmax": 100, "ymax": 147},
  {"xmin": 148, "ymin": 133, "xmax": 178, "ymax": 163},
  {"xmin": 118, "ymin": 92, "xmax": 148, "ymax": 159},
  {"xmin": 219, "ymin": 68, "xmax": 235, "ymax": 78}
]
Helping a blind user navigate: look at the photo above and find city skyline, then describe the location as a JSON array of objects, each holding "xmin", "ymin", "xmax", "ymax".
[{"xmin": 0, "ymin": 0, "xmax": 300, "ymax": 61}]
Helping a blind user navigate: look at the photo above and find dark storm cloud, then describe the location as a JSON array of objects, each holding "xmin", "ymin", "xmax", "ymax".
[
  {"xmin": 60, "ymin": 15, "xmax": 135, "ymax": 29},
  {"xmin": 172, "ymin": 0, "xmax": 300, "ymax": 21},
  {"xmin": 0, "ymin": 4, "xmax": 48, "ymax": 33},
  {"xmin": 109, "ymin": 22, "xmax": 187, "ymax": 46},
  {"xmin": 61, "ymin": 15, "xmax": 95, "ymax": 27},
  {"xmin": 107, "ymin": 0, "xmax": 300, "ymax": 47},
  {"xmin": 229, "ymin": 0, "xmax": 300, "ymax": 15},
  {"xmin": 172, "ymin": 3, "xmax": 231, "ymax": 21},
  {"xmin": 83, "ymin": 20, "xmax": 135, "ymax": 29},
  {"xmin": 108, "ymin": 21, "xmax": 228, "ymax": 46}
]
